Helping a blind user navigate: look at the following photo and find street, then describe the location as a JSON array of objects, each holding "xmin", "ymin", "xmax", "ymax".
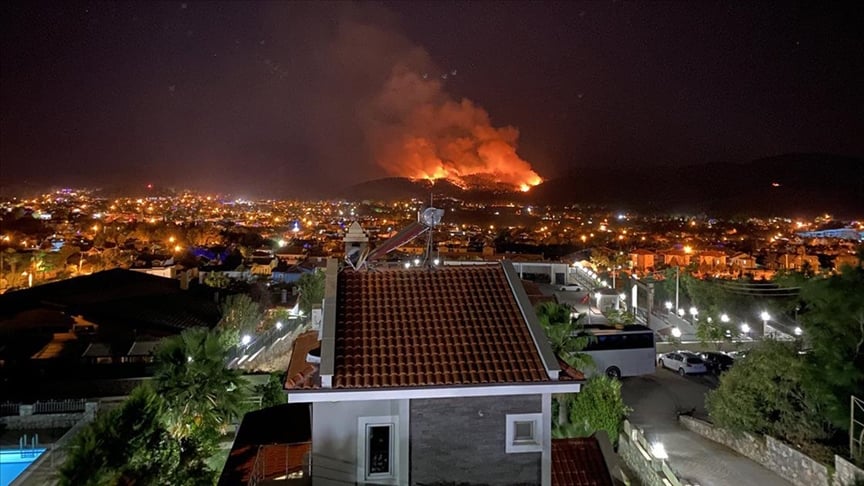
[{"xmin": 621, "ymin": 367, "xmax": 792, "ymax": 486}]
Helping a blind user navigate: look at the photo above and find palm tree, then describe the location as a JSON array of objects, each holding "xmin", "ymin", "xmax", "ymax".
[
  {"xmin": 534, "ymin": 302, "xmax": 593, "ymax": 425},
  {"xmin": 154, "ymin": 328, "xmax": 247, "ymax": 442}
]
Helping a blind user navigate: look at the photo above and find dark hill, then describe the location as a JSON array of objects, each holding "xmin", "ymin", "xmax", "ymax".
[
  {"xmin": 340, "ymin": 154, "xmax": 864, "ymax": 217},
  {"xmin": 531, "ymin": 153, "xmax": 863, "ymax": 216}
]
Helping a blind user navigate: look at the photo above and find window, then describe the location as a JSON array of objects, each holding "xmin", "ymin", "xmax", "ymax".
[
  {"xmin": 506, "ymin": 413, "xmax": 543, "ymax": 453},
  {"xmin": 357, "ymin": 416, "xmax": 399, "ymax": 484}
]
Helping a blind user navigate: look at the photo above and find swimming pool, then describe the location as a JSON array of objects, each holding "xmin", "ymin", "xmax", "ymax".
[{"xmin": 0, "ymin": 449, "xmax": 46, "ymax": 486}]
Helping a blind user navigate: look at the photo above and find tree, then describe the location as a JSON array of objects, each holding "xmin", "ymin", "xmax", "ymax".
[
  {"xmin": 535, "ymin": 302, "xmax": 593, "ymax": 426},
  {"xmin": 535, "ymin": 302, "xmax": 592, "ymax": 370},
  {"xmin": 59, "ymin": 386, "xmax": 214, "ymax": 486},
  {"xmin": 795, "ymin": 263, "xmax": 864, "ymax": 430},
  {"xmin": 565, "ymin": 375, "xmax": 631, "ymax": 446},
  {"xmin": 153, "ymin": 328, "xmax": 248, "ymax": 444},
  {"xmin": 204, "ymin": 271, "xmax": 230, "ymax": 289},
  {"xmin": 706, "ymin": 340, "xmax": 831, "ymax": 444},
  {"xmin": 297, "ymin": 270, "xmax": 325, "ymax": 315},
  {"xmin": 217, "ymin": 294, "xmax": 263, "ymax": 345}
]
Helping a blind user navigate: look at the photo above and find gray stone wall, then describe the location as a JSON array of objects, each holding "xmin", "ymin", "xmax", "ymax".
[
  {"xmin": 410, "ymin": 395, "xmax": 541, "ymax": 486},
  {"xmin": 617, "ymin": 420, "xmax": 686, "ymax": 486},
  {"xmin": 833, "ymin": 455, "xmax": 864, "ymax": 486},
  {"xmin": 679, "ymin": 416, "xmax": 831, "ymax": 486},
  {"xmin": 0, "ymin": 413, "xmax": 83, "ymax": 430}
]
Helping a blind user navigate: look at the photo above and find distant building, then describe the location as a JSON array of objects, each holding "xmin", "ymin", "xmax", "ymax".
[{"xmin": 628, "ymin": 249, "xmax": 655, "ymax": 272}]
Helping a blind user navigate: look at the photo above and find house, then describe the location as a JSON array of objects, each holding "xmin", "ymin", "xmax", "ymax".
[
  {"xmin": 695, "ymin": 250, "xmax": 726, "ymax": 268},
  {"xmin": 729, "ymin": 252, "xmax": 757, "ymax": 270},
  {"xmin": 628, "ymin": 249, "xmax": 655, "ymax": 272},
  {"xmin": 283, "ymin": 259, "xmax": 602, "ymax": 485}
]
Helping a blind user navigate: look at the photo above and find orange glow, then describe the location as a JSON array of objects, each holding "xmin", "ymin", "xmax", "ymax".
[
  {"xmin": 519, "ymin": 184, "xmax": 531, "ymax": 192},
  {"xmin": 684, "ymin": 245, "xmax": 693, "ymax": 254},
  {"xmin": 368, "ymin": 68, "xmax": 543, "ymax": 192}
]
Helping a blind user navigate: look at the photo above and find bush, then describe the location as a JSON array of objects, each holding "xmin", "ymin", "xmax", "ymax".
[{"xmin": 565, "ymin": 375, "xmax": 631, "ymax": 445}]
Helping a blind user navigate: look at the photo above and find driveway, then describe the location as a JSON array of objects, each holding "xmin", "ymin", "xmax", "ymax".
[{"xmin": 621, "ymin": 369, "xmax": 792, "ymax": 486}]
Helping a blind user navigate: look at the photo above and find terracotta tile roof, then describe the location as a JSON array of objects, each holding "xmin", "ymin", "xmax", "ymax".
[
  {"xmin": 218, "ymin": 403, "xmax": 311, "ymax": 486},
  {"xmin": 284, "ymin": 330, "xmax": 320, "ymax": 390},
  {"xmin": 557, "ymin": 356, "xmax": 586, "ymax": 381},
  {"xmin": 552, "ymin": 437, "xmax": 614, "ymax": 486},
  {"xmin": 332, "ymin": 264, "xmax": 549, "ymax": 388}
]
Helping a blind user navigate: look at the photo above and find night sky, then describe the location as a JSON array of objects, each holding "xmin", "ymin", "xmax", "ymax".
[{"xmin": 2, "ymin": 1, "xmax": 862, "ymax": 197}]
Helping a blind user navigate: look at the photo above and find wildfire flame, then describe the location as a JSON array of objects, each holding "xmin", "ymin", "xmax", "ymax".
[{"xmin": 366, "ymin": 67, "xmax": 543, "ymax": 192}]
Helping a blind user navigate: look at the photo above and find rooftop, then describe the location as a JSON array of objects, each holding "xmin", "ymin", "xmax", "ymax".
[
  {"xmin": 330, "ymin": 264, "xmax": 550, "ymax": 389},
  {"xmin": 552, "ymin": 437, "xmax": 615, "ymax": 486}
]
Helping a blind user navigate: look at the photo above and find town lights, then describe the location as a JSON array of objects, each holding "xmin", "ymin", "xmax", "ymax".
[
  {"xmin": 241, "ymin": 334, "xmax": 252, "ymax": 346},
  {"xmin": 433, "ymin": 258, "xmax": 440, "ymax": 266},
  {"xmin": 720, "ymin": 313, "xmax": 730, "ymax": 323},
  {"xmin": 760, "ymin": 311, "xmax": 771, "ymax": 322},
  {"xmin": 689, "ymin": 307, "xmax": 698, "ymax": 317},
  {"xmin": 276, "ymin": 321, "xmax": 283, "ymax": 330},
  {"xmin": 664, "ymin": 301, "xmax": 673, "ymax": 311},
  {"xmin": 413, "ymin": 258, "xmax": 421, "ymax": 266},
  {"xmin": 740, "ymin": 323, "xmax": 750, "ymax": 334},
  {"xmin": 671, "ymin": 327, "xmax": 682, "ymax": 338},
  {"xmin": 794, "ymin": 326, "xmax": 803, "ymax": 336},
  {"xmin": 404, "ymin": 262, "xmax": 411, "ymax": 269},
  {"xmin": 677, "ymin": 308, "xmax": 685, "ymax": 317}
]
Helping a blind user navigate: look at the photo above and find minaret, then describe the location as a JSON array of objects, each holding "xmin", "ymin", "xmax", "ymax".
[{"xmin": 343, "ymin": 221, "xmax": 369, "ymax": 262}]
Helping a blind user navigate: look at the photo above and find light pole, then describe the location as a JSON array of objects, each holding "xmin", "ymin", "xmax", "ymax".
[
  {"xmin": 760, "ymin": 311, "xmax": 770, "ymax": 336},
  {"xmin": 674, "ymin": 266, "xmax": 680, "ymax": 312}
]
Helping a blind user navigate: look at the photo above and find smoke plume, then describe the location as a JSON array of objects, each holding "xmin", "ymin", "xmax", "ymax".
[{"xmin": 326, "ymin": 11, "xmax": 542, "ymax": 191}]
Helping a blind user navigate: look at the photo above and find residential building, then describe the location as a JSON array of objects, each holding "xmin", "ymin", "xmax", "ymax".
[{"xmin": 283, "ymin": 259, "xmax": 600, "ymax": 485}]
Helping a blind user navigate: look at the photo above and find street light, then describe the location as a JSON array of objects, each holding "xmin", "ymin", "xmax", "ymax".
[
  {"xmin": 651, "ymin": 442, "xmax": 668, "ymax": 459},
  {"xmin": 720, "ymin": 313, "xmax": 730, "ymax": 323},
  {"xmin": 760, "ymin": 311, "xmax": 770, "ymax": 335},
  {"xmin": 677, "ymin": 308, "xmax": 685, "ymax": 317},
  {"xmin": 665, "ymin": 301, "xmax": 673, "ymax": 313},
  {"xmin": 276, "ymin": 321, "xmax": 283, "ymax": 330},
  {"xmin": 740, "ymin": 323, "xmax": 750, "ymax": 336},
  {"xmin": 794, "ymin": 326, "xmax": 803, "ymax": 336},
  {"xmin": 671, "ymin": 327, "xmax": 682, "ymax": 338},
  {"xmin": 241, "ymin": 334, "xmax": 252, "ymax": 346}
]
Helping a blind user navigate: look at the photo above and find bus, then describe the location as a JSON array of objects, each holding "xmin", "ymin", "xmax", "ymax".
[{"xmin": 577, "ymin": 324, "xmax": 657, "ymax": 379}]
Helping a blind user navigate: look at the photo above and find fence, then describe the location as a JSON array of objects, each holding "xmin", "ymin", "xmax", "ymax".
[
  {"xmin": 33, "ymin": 399, "xmax": 86, "ymax": 415},
  {"xmin": 618, "ymin": 419, "xmax": 688, "ymax": 486},
  {"xmin": 0, "ymin": 402, "xmax": 20, "ymax": 416}
]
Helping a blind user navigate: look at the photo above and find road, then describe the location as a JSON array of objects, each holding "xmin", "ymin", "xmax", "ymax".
[{"xmin": 621, "ymin": 368, "xmax": 792, "ymax": 486}]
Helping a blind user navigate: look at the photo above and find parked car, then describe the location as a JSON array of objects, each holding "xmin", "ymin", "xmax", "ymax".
[
  {"xmin": 699, "ymin": 351, "xmax": 735, "ymax": 374},
  {"xmin": 657, "ymin": 351, "xmax": 707, "ymax": 375}
]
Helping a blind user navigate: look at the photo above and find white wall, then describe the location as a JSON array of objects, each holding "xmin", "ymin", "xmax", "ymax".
[{"xmin": 312, "ymin": 399, "xmax": 409, "ymax": 486}]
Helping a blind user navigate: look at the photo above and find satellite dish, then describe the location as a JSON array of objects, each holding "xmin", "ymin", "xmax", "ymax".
[{"xmin": 421, "ymin": 207, "xmax": 444, "ymax": 227}]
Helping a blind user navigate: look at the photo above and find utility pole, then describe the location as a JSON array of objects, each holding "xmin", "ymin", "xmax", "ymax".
[{"xmin": 674, "ymin": 266, "xmax": 680, "ymax": 312}]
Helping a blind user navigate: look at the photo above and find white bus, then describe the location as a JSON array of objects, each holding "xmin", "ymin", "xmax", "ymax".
[{"xmin": 578, "ymin": 324, "xmax": 657, "ymax": 379}]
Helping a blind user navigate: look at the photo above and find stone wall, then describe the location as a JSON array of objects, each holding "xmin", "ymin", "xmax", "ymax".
[
  {"xmin": 1, "ymin": 413, "xmax": 82, "ymax": 430},
  {"xmin": 0, "ymin": 402, "xmax": 97, "ymax": 431},
  {"xmin": 617, "ymin": 420, "xmax": 687, "ymax": 486},
  {"xmin": 679, "ymin": 415, "xmax": 833, "ymax": 486},
  {"xmin": 410, "ymin": 395, "xmax": 542, "ymax": 486},
  {"xmin": 834, "ymin": 455, "xmax": 864, "ymax": 486}
]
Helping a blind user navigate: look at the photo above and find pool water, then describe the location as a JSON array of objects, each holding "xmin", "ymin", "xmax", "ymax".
[{"xmin": 0, "ymin": 449, "xmax": 46, "ymax": 486}]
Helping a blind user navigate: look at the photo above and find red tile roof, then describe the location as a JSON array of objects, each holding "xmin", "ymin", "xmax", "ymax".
[
  {"xmin": 552, "ymin": 437, "xmax": 614, "ymax": 486},
  {"xmin": 332, "ymin": 264, "xmax": 550, "ymax": 388},
  {"xmin": 284, "ymin": 330, "xmax": 320, "ymax": 389}
]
